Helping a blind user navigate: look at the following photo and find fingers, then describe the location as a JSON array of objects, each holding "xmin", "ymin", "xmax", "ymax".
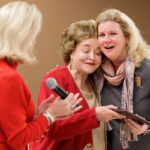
[
  {"xmin": 73, "ymin": 105, "xmax": 83, "ymax": 112},
  {"xmin": 73, "ymin": 93, "xmax": 80, "ymax": 100},
  {"xmin": 64, "ymin": 92, "xmax": 83, "ymax": 110},
  {"xmin": 34, "ymin": 95, "xmax": 55, "ymax": 119},
  {"xmin": 125, "ymin": 119, "xmax": 143, "ymax": 128},
  {"xmin": 75, "ymin": 97, "xmax": 83, "ymax": 106},
  {"xmin": 111, "ymin": 111, "xmax": 125, "ymax": 119},
  {"xmin": 65, "ymin": 93, "xmax": 80, "ymax": 103},
  {"xmin": 64, "ymin": 93, "xmax": 74, "ymax": 102},
  {"xmin": 125, "ymin": 119, "xmax": 148, "ymax": 135},
  {"xmin": 106, "ymin": 105, "xmax": 126, "ymax": 119},
  {"xmin": 46, "ymin": 94, "xmax": 55, "ymax": 102},
  {"xmin": 95, "ymin": 106, "xmax": 126, "ymax": 122},
  {"xmin": 71, "ymin": 94, "xmax": 83, "ymax": 110},
  {"xmin": 106, "ymin": 105, "xmax": 118, "ymax": 109},
  {"xmin": 106, "ymin": 106, "xmax": 125, "ymax": 119},
  {"xmin": 71, "ymin": 97, "xmax": 83, "ymax": 111},
  {"xmin": 47, "ymin": 92, "xmax": 83, "ymax": 118}
]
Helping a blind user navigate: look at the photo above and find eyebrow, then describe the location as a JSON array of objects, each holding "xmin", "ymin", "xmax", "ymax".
[
  {"xmin": 82, "ymin": 44, "xmax": 90, "ymax": 47},
  {"xmin": 81, "ymin": 44, "xmax": 100, "ymax": 49}
]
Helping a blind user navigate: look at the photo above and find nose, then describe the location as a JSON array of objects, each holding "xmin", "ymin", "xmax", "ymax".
[
  {"xmin": 103, "ymin": 35, "xmax": 112, "ymax": 43},
  {"xmin": 88, "ymin": 52, "xmax": 95, "ymax": 60}
]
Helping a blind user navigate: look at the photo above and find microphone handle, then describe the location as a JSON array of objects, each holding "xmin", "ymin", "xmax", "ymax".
[{"xmin": 54, "ymin": 86, "xmax": 68, "ymax": 99}]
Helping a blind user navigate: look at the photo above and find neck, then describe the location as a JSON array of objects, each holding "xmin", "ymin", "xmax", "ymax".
[
  {"xmin": 112, "ymin": 57, "xmax": 126, "ymax": 72},
  {"xmin": 71, "ymin": 71, "xmax": 88, "ymax": 89},
  {"xmin": 112, "ymin": 61, "xmax": 123, "ymax": 71},
  {"xmin": 112, "ymin": 49, "xmax": 127, "ymax": 71},
  {"xmin": 67, "ymin": 64, "xmax": 89, "ymax": 90}
]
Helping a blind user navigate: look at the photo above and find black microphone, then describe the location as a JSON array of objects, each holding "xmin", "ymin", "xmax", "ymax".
[{"xmin": 46, "ymin": 78, "xmax": 68, "ymax": 99}]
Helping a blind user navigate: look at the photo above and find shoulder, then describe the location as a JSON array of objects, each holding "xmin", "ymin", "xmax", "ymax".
[
  {"xmin": 0, "ymin": 66, "xmax": 31, "ymax": 103},
  {"xmin": 0, "ymin": 66, "xmax": 24, "ymax": 85},
  {"xmin": 137, "ymin": 59, "xmax": 150, "ymax": 73},
  {"xmin": 40, "ymin": 65, "xmax": 72, "ymax": 86},
  {"xmin": 142, "ymin": 59, "xmax": 150, "ymax": 67},
  {"xmin": 0, "ymin": 65, "xmax": 30, "ymax": 98},
  {"xmin": 44, "ymin": 65, "xmax": 70, "ymax": 80},
  {"xmin": 136, "ymin": 59, "xmax": 150, "ymax": 81}
]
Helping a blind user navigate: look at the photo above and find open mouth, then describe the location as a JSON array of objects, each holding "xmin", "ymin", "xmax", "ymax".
[{"xmin": 104, "ymin": 45, "xmax": 115, "ymax": 49}]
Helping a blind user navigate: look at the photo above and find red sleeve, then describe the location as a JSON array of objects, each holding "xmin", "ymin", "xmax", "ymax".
[
  {"xmin": 48, "ymin": 108, "xmax": 99, "ymax": 140},
  {"xmin": 37, "ymin": 67, "xmax": 100, "ymax": 140},
  {"xmin": 0, "ymin": 73, "xmax": 49, "ymax": 149}
]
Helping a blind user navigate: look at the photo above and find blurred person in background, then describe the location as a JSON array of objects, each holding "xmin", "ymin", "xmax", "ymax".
[{"xmin": 0, "ymin": 1, "xmax": 82, "ymax": 150}]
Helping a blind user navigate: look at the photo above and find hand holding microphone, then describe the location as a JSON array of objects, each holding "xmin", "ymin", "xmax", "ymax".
[{"xmin": 45, "ymin": 78, "xmax": 83, "ymax": 117}]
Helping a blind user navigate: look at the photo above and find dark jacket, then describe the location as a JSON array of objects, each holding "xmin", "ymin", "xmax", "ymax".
[{"xmin": 101, "ymin": 60, "xmax": 150, "ymax": 150}]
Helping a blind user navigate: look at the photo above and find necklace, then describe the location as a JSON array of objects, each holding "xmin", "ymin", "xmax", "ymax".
[
  {"xmin": 67, "ymin": 64, "xmax": 99, "ymax": 107},
  {"xmin": 81, "ymin": 87, "xmax": 99, "ymax": 108}
]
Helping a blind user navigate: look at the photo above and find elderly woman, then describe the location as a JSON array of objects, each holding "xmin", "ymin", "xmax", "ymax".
[
  {"xmin": 30, "ymin": 19, "xmax": 123, "ymax": 150},
  {"xmin": 96, "ymin": 9, "xmax": 150, "ymax": 150},
  {"xmin": 0, "ymin": 1, "xmax": 82, "ymax": 150}
]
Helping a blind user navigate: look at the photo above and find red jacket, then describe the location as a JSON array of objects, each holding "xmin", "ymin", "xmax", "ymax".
[
  {"xmin": 30, "ymin": 65, "xmax": 100, "ymax": 150},
  {"xmin": 0, "ymin": 60, "xmax": 49, "ymax": 150}
]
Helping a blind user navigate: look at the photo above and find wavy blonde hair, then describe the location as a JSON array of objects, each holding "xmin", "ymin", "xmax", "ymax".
[
  {"xmin": 96, "ymin": 9, "xmax": 150, "ymax": 67},
  {"xmin": 0, "ymin": 1, "xmax": 42, "ymax": 64}
]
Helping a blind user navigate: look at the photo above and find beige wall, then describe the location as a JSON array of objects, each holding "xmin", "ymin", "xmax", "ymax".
[{"xmin": 1, "ymin": 0, "xmax": 150, "ymax": 104}]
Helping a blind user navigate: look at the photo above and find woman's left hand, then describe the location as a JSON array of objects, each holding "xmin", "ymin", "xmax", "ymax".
[
  {"xmin": 33, "ymin": 96, "xmax": 53, "ymax": 119},
  {"xmin": 125, "ymin": 118, "xmax": 148, "ymax": 135}
]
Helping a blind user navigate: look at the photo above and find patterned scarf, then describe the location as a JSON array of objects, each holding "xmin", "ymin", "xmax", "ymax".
[{"xmin": 102, "ymin": 58, "xmax": 137, "ymax": 149}]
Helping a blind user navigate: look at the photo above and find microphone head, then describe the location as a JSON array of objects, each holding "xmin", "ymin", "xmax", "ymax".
[{"xmin": 46, "ymin": 78, "xmax": 58, "ymax": 90}]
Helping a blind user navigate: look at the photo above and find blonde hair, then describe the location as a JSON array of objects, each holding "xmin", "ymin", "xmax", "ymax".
[
  {"xmin": 0, "ymin": 1, "xmax": 42, "ymax": 64},
  {"xmin": 60, "ymin": 19, "xmax": 97, "ymax": 64},
  {"xmin": 96, "ymin": 9, "xmax": 150, "ymax": 67}
]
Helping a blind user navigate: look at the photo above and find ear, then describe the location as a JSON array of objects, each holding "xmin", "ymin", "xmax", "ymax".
[
  {"xmin": 125, "ymin": 36, "xmax": 129, "ymax": 42},
  {"xmin": 125, "ymin": 33, "xmax": 130, "ymax": 41}
]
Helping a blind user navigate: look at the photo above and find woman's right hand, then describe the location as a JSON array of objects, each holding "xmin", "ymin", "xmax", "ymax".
[
  {"xmin": 46, "ymin": 93, "xmax": 83, "ymax": 118},
  {"xmin": 96, "ymin": 105, "xmax": 125, "ymax": 122}
]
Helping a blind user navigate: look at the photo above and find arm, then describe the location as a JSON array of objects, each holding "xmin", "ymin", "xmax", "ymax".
[
  {"xmin": 0, "ymin": 74, "xmax": 49, "ymax": 149},
  {"xmin": 47, "ymin": 108, "xmax": 100, "ymax": 140},
  {"xmin": 37, "ymin": 74, "xmax": 99, "ymax": 140}
]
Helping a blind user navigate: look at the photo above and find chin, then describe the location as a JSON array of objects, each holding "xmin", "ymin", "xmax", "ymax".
[
  {"xmin": 86, "ymin": 70, "xmax": 96, "ymax": 74},
  {"xmin": 105, "ymin": 55, "xmax": 116, "ymax": 61}
]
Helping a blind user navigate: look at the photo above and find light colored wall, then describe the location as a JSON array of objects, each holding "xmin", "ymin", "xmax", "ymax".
[{"xmin": 1, "ymin": 0, "xmax": 150, "ymax": 104}]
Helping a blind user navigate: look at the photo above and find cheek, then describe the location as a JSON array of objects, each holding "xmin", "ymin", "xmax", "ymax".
[
  {"xmin": 95, "ymin": 56, "xmax": 102, "ymax": 65},
  {"xmin": 100, "ymin": 48, "xmax": 106, "ymax": 56},
  {"xmin": 98, "ymin": 40, "xmax": 104, "ymax": 50},
  {"xmin": 98, "ymin": 38, "xmax": 101, "ymax": 45}
]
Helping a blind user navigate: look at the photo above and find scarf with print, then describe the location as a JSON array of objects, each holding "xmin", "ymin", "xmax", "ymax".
[{"xmin": 102, "ymin": 57, "xmax": 138, "ymax": 149}]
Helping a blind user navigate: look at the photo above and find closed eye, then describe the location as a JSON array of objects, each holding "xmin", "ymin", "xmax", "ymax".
[{"xmin": 81, "ymin": 49, "xmax": 90, "ymax": 53}]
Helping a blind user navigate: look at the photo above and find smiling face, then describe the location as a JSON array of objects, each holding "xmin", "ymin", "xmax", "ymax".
[
  {"xmin": 97, "ymin": 21, "xmax": 128, "ymax": 64},
  {"xmin": 70, "ymin": 37, "xmax": 101, "ymax": 76}
]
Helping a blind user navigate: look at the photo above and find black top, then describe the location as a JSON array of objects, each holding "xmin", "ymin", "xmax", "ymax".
[{"xmin": 101, "ymin": 60, "xmax": 150, "ymax": 150}]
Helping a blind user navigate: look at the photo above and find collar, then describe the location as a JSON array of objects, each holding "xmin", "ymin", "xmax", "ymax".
[{"xmin": 0, "ymin": 59, "xmax": 18, "ymax": 70}]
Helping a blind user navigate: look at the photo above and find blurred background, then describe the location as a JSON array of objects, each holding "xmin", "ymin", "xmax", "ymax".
[{"xmin": 1, "ymin": 0, "xmax": 149, "ymax": 104}]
